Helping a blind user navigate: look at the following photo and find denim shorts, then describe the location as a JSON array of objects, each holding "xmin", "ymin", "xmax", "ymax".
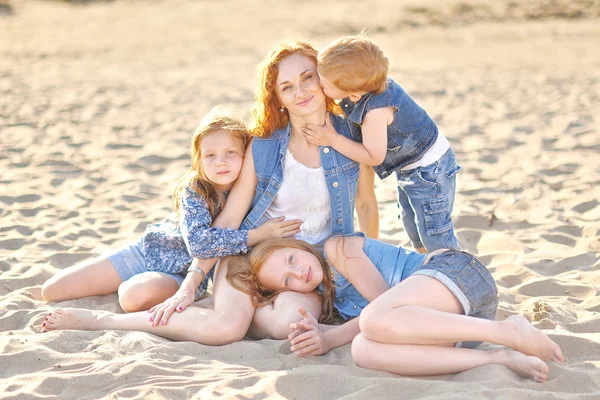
[
  {"xmin": 413, "ymin": 249, "xmax": 499, "ymax": 348},
  {"xmin": 105, "ymin": 240, "xmax": 205, "ymax": 299},
  {"xmin": 395, "ymin": 148, "xmax": 460, "ymax": 251}
]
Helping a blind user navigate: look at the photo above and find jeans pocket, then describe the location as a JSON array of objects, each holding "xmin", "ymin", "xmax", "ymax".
[
  {"xmin": 446, "ymin": 164, "xmax": 461, "ymax": 178},
  {"xmin": 416, "ymin": 163, "xmax": 439, "ymax": 186},
  {"xmin": 423, "ymin": 197, "xmax": 453, "ymax": 236}
]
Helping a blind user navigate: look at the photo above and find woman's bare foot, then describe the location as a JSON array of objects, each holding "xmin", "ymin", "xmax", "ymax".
[
  {"xmin": 41, "ymin": 308, "xmax": 108, "ymax": 332},
  {"xmin": 504, "ymin": 315, "xmax": 564, "ymax": 362},
  {"xmin": 493, "ymin": 348, "xmax": 549, "ymax": 382}
]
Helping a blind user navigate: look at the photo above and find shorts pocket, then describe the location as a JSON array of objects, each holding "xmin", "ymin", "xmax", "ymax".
[
  {"xmin": 456, "ymin": 260, "xmax": 498, "ymax": 311},
  {"xmin": 423, "ymin": 197, "xmax": 453, "ymax": 236}
]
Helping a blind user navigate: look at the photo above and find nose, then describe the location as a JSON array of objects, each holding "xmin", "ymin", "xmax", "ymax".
[
  {"xmin": 290, "ymin": 266, "xmax": 304, "ymax": 282},
  {"xmin": 216, "ymin": 155, "xmax": 226, "ymax": 167}
]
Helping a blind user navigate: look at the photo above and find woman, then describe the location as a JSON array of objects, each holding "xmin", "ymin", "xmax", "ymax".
[
  {"xmin": 41, "ymin": 41, "xmax": 378, "ymax": 343},
  {"xmin": 225, "ymin": 235, "xmax": 564, "ymax": 382}
]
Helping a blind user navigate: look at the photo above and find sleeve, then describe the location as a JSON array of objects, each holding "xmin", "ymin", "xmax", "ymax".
[{"xmin": 179, "ymin": 187, "xmax": 249, "ymax": 259}]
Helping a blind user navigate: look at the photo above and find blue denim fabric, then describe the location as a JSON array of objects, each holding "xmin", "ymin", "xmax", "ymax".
[
  {"xmin": 339, "ymin": 78, "xmax": 439, "ymax": 178},
  {"xmin": 396, "ymin": 148, "xmax": 461, "ymax": 251},
  {"xmin": 328, "ymin": 235, "xmax": 498, "ymax": 349},
  {"xmin": 241, "ymin": 114, "xmax": 360, "ymax": 241},
  {"xmin": 106, "ymin": 239, "xmax": 210, "ymax": 299},
  {"xmin": 142, "ymin": 187, "xmax": 248, "ymax": 275},
  {"xmin": 412, "ymin": 250, "xmax": 499, "ymax": 348},
  {"xmin": 329, "ymin": 233, "xmax": 426, "ymax": 320}
]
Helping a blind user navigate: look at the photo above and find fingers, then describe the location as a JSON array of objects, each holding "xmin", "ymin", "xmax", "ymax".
[
  {"xmin": 294, "ymin": 343, "xmax": 321, "ymax": 357},
  {"xmin": 159, "ymin": 305, "xmax": 176, "ymax": 326},
  {"xmin": 290, "ymin": 330, "xmax": 316, "ymax": 347}
]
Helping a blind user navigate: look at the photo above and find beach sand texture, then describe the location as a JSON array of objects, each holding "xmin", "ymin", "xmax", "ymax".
[{"xmin": 1, "ymin": 0, "xmax": 599, "ymax": 398}]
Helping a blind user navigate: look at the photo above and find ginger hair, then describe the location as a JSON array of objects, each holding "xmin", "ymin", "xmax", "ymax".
[
  {"xmin": 317, "ymin": 34, "xmax": 389, "ymax": 95},
  {"xmin": 250, "ymin": 41, "xmax": 342, "ymax": 138},
  {"xmin": 226, "ymin": 238, "xmax": 338, "ymax": 324}
]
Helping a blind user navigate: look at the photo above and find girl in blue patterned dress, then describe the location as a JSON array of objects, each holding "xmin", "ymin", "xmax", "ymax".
[{"xmin": 41, "ymin": 111, "xmax": 301, "ymax": 313}]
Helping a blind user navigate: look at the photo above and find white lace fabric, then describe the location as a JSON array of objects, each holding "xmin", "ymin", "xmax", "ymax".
[{"xmin": 264, "ymin": 150, "xmax": 332, "ymax": 244}]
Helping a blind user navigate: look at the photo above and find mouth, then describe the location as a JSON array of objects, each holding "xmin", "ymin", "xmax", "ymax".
[
  {"xmin": 216, "ymin": 170, "xmax": 230, "ymax": 175},
  {"xmin": 306, "ymin": 267, "xmax": 312, "ymax": 283},
  {"xmin": 296, "ymin": 95, "xmax": 314, "ymax": 107}
]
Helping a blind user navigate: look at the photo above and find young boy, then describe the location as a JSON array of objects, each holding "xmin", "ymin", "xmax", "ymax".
[{"xmin": 302, "ymin": 35, "xmax": 460, "ymax": 253}]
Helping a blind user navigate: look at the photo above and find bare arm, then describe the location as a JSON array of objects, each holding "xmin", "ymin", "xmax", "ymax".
[
  {"xmin": 213, "ymin": 142, "xmax": 258, "ymax": 229},
  {"xmin": 355, "ymin": 164, "xmax": 379, "ymax": 239}
]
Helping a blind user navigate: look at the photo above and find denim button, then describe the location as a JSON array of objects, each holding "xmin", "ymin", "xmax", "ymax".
[
  {"xmin": 332, "ymin": 182, "xmax": 339, "ymax": 188},
  {"xmin": 353, "ymin": 305, "xmax": 357, "ymax": 310},
  {"xmin": 323, "ymin": 147, "xmax": 330, "ymax": 153},
  {"xmin": 337, "ymin": 218, "xmax": 343, "ymax": 224}
]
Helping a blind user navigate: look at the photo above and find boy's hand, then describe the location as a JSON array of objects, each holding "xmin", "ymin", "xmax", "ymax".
[
  {"xmin": 288, "ymin": 306, "xmax": 331, "ymax": 356},
  {"xmin": 302, "ymin": 112, "xmax": 338, "ymax": 147}
]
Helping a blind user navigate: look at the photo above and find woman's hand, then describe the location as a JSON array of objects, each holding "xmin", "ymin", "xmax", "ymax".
[
  {"xmin": 148, "ymin": 285, "xmax": 195, "ymax": 327},
  {"xmin": 288, "ymin": 306, "xmax": 331, "ymax": 356}
]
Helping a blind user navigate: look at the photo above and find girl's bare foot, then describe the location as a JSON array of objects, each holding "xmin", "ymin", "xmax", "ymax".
[
  {"xmin": 493, "ymin": 348, "xmax": 549, "ymax": 383},
  {"xmin": 41, "ymin": 308, "xmax": 107, "ymax": 332},
  {"xmin": 505, "ymin": 315, "xmax": 564, "ymax": 362}
]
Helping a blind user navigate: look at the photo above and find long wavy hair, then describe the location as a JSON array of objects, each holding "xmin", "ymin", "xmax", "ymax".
[
  {"xmin": 226, "ymin": 238, "xmax": 338, "ymax": 324},
  {"xmin": 172, "ymin": 112, "xmax": 249, "ymax": 218},
  {"xmin": 250, "ymin": 41, "xmax": 342, "ymax": 138}
]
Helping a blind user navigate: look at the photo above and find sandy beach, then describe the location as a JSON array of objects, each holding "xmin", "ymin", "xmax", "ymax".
[{"xmin": 1, "ymin": 0, "xmax": 599, "ymax": 398}]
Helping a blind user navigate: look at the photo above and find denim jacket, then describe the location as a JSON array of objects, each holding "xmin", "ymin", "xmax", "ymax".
[
  {"xmin": 339, "ymin": 78, "xmax": 439, "ymax": 179},
  {"xmin": 241, "ymin": 114, "xmax": 359, "ymax": 240}
]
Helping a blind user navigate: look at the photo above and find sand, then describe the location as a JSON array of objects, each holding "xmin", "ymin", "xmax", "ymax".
[{"xmin": 1, "ymin": 0, "xmax": 599, "ymax": 398}]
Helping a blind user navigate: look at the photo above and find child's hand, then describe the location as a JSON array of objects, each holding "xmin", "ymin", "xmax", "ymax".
[
  {"xmin": 302, "ymin": 112, "xmax": 338, "ymax": 147},
  {"xmin": 288, "ymin": 306, "xmax": 331, "ymax": 356},
  {"xmin": 254, "ymin": 216, "xmax": 302, "ymax": 242}
]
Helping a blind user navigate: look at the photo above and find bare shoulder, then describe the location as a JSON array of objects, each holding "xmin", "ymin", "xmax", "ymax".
[
  {"xmin": 364, "ymin": 106, "xmax": 395, "ymax": 125},
  {"xmin": 324, "ymin": 236, "xmax": 366, "ymax": 266}
]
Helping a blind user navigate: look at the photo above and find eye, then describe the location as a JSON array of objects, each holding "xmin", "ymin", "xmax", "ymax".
[
  {"xmin": 282, "ymin": 85, "xmax": 291, "ymax": 92},
  {"xmin": 288, "ymin": 255, "xmax": 294, "ymax": 264},
  {"xmin": 227, "ymin": 150, "xmax": 236, "ymax": 155},
  {"xmin": 303, "ymin": 74, "xmax": 313, "ymax": 81},
  {"xmin": 205, "ymin": 154, "xmax": 215, "ymax": 158},
  {"xmin": 284, "ymin": 276, "xmax": 290, "ymax": 287}
]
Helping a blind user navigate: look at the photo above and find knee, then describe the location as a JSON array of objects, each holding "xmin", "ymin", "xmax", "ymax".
[
  {"xmin": 358, "ymin": 303, "xmax": 387, "ymax": 340},
  {"xmin": 41, "ymin": 279, "xmax": 61, "ymax": 302},
  {"xmin": 212, "ymin": 318, "xmax": 249, "ymax": 344},
  {"xmin": 118, "ymin": 283, "xmax": 155, "ymax": 313},
  {"xmin": 351, "ymin": 333, "xmax": 375, "ymax": 369}
]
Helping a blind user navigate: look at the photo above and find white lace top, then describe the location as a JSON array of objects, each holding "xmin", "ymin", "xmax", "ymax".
[{"xmin": 262, "ymin": 149, "xmax": 332, "ymax": 244}]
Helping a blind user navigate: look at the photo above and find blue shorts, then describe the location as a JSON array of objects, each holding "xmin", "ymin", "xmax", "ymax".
[
  {"xmin": 413, "ymin": 249, "xmax": 499, "ymax": 348},
  {"xmin": 395, "ymin": 148, "xmax": 460, "ymax": 251},
  {"xmin": 105, "ymin": 240, "xmax": 206, "ymax": 299}
]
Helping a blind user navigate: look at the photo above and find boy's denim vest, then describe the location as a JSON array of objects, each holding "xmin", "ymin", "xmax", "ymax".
[
  {"xmin": 339, "ymin": 78, "xmax": 439, "ymax": 179},
  {"xmin": 241, "ymin": 114, "xmax": 359, "ymax": 238}
]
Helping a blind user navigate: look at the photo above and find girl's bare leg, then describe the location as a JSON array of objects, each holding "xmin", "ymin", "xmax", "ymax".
[
  {"xmin": 359, "ymin": 275, "xmax": 564, "ymax": 362},
  {"xmin": 117, "ymin": 272, "xmax": 179, "ymax": 312},
  {"xmin": 352, "ymin": 334, "xmax": 550, "ymax": 382},
  {"xmin": 41, "ymin": 256, "xmax": 122, "ymax": 301},
  {"xmin": 247, "ymin": 291, "xmax": 322, "ymax": 340},
  {"xmin": 42, "ymin": 258, "xmax": 256, "ymax": 345}
]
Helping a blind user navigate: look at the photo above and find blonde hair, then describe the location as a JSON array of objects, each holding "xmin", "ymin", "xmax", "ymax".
[
  {"xmin": 172, "ymin": 111, "xmax": 249, "ymax": 218},
  {"xmin": 250, "ymin": 41, "xmax": 342, "ymax": 138},
  {"xmin": 226, "ymin": 238, "xmax": 338, "ymax": 324},
  {"xmin": 317, "ymin": 34, "xmax": 389, "ymax": 94}
]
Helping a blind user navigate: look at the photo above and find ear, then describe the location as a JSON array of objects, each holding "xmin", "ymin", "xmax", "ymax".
[{"xmin": 348, "ymin": 92, "xmax": 363, "ymax": 102}]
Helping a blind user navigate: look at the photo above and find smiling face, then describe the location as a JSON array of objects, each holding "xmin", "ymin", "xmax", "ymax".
[
  {"xmin": 257, "ymin": 247, "xmax": 324, "ymax": 293},
  {"xmin": 275, "ymin": 53, "xmax": 327, "ymax": 118},
  {"xmin": 200, "ymin": 129, "xmax": 245, "ymax": 191}
]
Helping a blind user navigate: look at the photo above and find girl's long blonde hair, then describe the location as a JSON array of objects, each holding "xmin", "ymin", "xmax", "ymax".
[
  {"xmin": 172, "ymin": 112, "xmax": 249, "ymax": 218},
  {"xmin": 226, "ymin": 238, "xmax": 338, "ymax": 324},
  {"xmin": 250, "ymin": 41, "xmax": 342, "ymax": 138}
]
